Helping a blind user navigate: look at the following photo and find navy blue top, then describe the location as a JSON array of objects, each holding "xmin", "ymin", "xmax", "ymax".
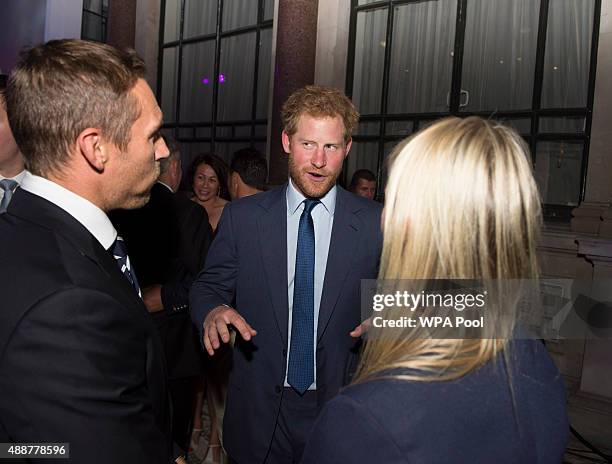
[{"xmin": 302, "ymin": 339, "xmax": 568, "ymax": 464}]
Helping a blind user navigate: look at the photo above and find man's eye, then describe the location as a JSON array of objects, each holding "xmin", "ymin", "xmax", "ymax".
[
  {"xmin": 325, "ymin": 145, "xmax": 338, "ymax": 152},
  {"xmin": 151, "ymin": 130, "xmax": 162, "ymax": 142},
  {"xmin": 303, "ymin": 142, "xmax": 314, "ymax": 149}
]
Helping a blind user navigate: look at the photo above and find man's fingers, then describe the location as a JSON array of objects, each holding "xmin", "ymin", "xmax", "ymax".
[
  {"xmin": 349, "ymin": 324, "xmax": 363, "ymax": 338},
  {"xmin": 228, "ymin": 313, "xmax": 257, "ymax": 341},
  {"xmin": 203, "ymin": 323, "xmax": 214, "ymax": 356},
  {"xmin": 215, "ymin": 316, "xmax": 231, "ymax": 343},
  {"xmin": 350, "ymin": 318, "xmax": 372, "ymax": 338},
  {"xmin": 207, "ymin": 318, "xmax": 221, "ymax": 350}
]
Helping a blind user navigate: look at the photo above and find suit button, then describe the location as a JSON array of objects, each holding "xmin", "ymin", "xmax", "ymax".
[
  {"xmin": 282, "ymin": 349, "xmax": 287, "ymax": 357},
  {"xmin": 275, "ymin": 385, "xmax": 281, "ymax": 394}
]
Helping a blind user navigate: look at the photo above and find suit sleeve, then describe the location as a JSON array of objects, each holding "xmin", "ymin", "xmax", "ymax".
[
  {"xmin": 189, "ymin": 203, "xmax": 238, "ymax": 335},
  {"xmin": 301, "ymin": 394, "xmax": 404, "ymax": 464},
  {"xmin": 0, "ymin": 287, "xmax": 170, "ymax": 464},
  {"xmin": 160, "ymin": 201, "xmax": 213, "ymax": 313}
]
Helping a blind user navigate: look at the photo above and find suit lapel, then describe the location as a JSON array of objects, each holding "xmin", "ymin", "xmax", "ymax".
[
  {"xmin": 10, "ymin": 189, "xmax": 145, "ymax": 308},
  {"xmin": 257, "ymin": 185, "xmax": 289, "ymax": 344},
  {"xmin": 317, "ymin": 188, "xmax": 360, "ymax": 342}
]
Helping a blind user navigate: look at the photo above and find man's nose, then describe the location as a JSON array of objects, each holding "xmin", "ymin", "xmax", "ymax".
[
  {"xmin": 311, "ymin": 147, "xmax": 326, "ymax": 168},
  {"xmin": 155, "ymin": 138, "xmax": 170, "ymax": 160}
]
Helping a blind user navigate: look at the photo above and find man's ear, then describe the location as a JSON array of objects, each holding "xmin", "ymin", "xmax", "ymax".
[
  {"xmin": 76, "ymin": 127, "xmax": 106, "ymax": 172},
  {"xmin": 344, "ymin": 137, "xmax": 353, "ymax": 158},
  {"xmin": 281, "ymin": 130, "xmax": 291, "ymax": 154}
]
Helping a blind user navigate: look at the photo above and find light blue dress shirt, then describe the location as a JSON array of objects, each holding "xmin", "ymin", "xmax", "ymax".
[{"xmin": 284, "ymin": 179, "xmax": 336, "ymax": 390}]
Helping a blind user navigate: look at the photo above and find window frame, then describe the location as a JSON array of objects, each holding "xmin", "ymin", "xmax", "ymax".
[
  {"xmin": 156, "ymin": 0, "xmax": 273, "ymax": 155},
  {"xmin": 345, "ymin": 0, "xmax": 601, "ymax": 221}
]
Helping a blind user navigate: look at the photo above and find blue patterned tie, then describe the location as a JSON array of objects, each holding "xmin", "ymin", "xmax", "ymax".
[
  {"xmin": 288, "ymin": 198, "xmax": 319, "ymax": 394},
  {"xmin": 109, "ymin": 236, "xmax": 142, "ymax": 297},
  {"xmin": 0, "ymin": 179, "xmax": 18, "ymax": 213}
]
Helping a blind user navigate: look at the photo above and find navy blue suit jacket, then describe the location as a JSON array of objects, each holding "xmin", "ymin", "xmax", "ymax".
[
  {"xmin": 302, "ymin": 339, "xmax": 569, "ymax": 464},
  {"xmin": 190, "ymin": 184, "xmax": 383, "ymax": 463}
]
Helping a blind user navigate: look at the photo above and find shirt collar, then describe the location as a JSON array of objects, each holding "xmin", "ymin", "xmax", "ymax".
[
  {"xmin": 0, "ymin": 170, "xmax": 28, "ymax": 184},
  {"xmin": 157, "ymin": 180, "xmax": 174, "ymax": 193},
  {"xmin": 19, "ymin": 172, "xmax": 117, "ymax": 250},
  {"xmin": 286, "ymin": 177, "xmax": 336, "ymax": 216}
]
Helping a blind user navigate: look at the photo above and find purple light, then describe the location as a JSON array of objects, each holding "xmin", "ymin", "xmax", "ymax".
[
  {"xmin": 219, "ymin": 74, "xmax": 225, "ymax": 83},
  {"xmin": 201, "ymin": 77, "xmax": 210, "ymax": 85}
]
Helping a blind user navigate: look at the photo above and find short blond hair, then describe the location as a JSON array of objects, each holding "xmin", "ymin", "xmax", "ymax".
[
  {"xmin": 6, "ymin": 39, "xmax": 145, "ymax": 176},
  {"xmin": 281, "ymin": 85, "xmax": 359, "ymax": 143}
]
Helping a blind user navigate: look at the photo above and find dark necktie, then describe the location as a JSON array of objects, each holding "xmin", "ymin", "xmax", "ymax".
[
  {"xmin": 0, "ymin": 179, "xmax": 18, "ymax": 213},
  {"xmin": 288, "ymin": 198, "xmax": 319, "ymax": 394},
  {"xmin": 109, "ymin": 236, "xmax": 141, "ymax": 297}
]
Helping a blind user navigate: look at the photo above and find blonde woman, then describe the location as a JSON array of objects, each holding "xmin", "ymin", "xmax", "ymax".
[{"xmin": 302, "ymin": 117, "xmax": 569, "ymax": 463}]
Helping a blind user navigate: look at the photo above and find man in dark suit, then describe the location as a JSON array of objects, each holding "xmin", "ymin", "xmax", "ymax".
[
  {"xmin": 190, "ymin": 85, "xmax": 383, "ymax": 463},
  {"xmin": 0, "ymin": 40, "xmax": 179, "ymax": 463},
  {"xmin": 0, "ymin": 73, "xmax": 26, "ymax": 212},
  {"xmin": 112, "ymin": 137, "xmax": 212, "ymax": 453}
]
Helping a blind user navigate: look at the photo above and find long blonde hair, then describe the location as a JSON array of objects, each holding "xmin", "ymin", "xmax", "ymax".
[{"xmin": 355, "ymin": 116, "xmax": 542, "ymax": 383}]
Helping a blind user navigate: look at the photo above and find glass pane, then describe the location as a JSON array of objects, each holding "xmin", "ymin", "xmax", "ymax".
[
  {"xmin": 534, "ymin": 141, "xmax": 583, "ymax": 206},
  {"xmin": 498, "ymin": 118, "xmax": 531, "ymax": 134},
  {"xmin": 161, "ymin": 47, "xmax": 179, "ymax": 123},
  {"xmin": 178, "ymin": 127, "xmax": 194, "ymax": 139},
  {"xmin": 345, "ymin": 142, "xmax": 379, "ymax": 189},
  {"xmin": 180, "ymin": 40, "xmax": 216, "ymax": 123},
  {"xmin": 388, "ymin": 1, "xmax": 456, "ymax": 114},
  {"xmin": 352, "ymin": 8, "xmax": 388, "ymax": 115},
  {"xmin": 256, "ymin": 28, "xmax": 273, "ymax": 119},
  {"xmin": 83, "ymin": 0, "xmax": 102, "ymax": 13},
  {"xmin": 217, "ymin": 33, "xmax": 257, "ymax": 121},
  {"xmin": 385, "ymin": 121, "xmax": 414, "ymax": 135},
  {"xmin": 461, "ymin": 0, "xmax": 540, "ymax": 111},
  {"xmin": 264, "ymin": 0, "xmax": 274, "ymax": 21},
  {"xmin": 358, "ymin": 0, "xmax": 383, "ymax": 4},
  {"xmin": 195, "ymin": 127, "xmax": 212, "ymax": 138},
  {"xmin": 216, "ymin": 126, "xmax": 233, "ymax": 138},
  {"xmin": 357, "ymin": 121, "xmax": 380, "ymax": 136},
  {"xmin": 82, "ymin": 11, "xmax": 103, "ymax": 41},
  {"xmin": 385, "ymin": 120, "xmax": 413, "ymax": 136},
  {"xmin": 184, "ymin": 0, "xmax": 217, "ymax": 38},
  {"xmin": 254, "ymin": 124, "xmax": 267, "ymax": 137},
  {"xmin": 541, "ymin": 0, "xmax": 595, "ymax": 108},
  {"xmin": 539, "ymin": 116, "xmax": 585, "ymax": 133},
  {"xmin": 223, "ymin": 0, "xmax": 258, "ymax": 31},
  {"xmin": 164, "ymin": 0, "xmax": 181, "ymax": 43},
  {"xmin": 235, "ymin": 126, "xmax": 251, "ymax": 137}
]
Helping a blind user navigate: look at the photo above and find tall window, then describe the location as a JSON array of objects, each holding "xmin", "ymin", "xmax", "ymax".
[
  {"xmin": 158, "ymin": 0, "xmax": 274, "ymax": 162},
  {"xmin": 346, "ymin": 0, "xmax": 600, "ymax": 220},
  {"xmin": 81, "ymin": 0, "xmax": 109, "ymax": 42}
]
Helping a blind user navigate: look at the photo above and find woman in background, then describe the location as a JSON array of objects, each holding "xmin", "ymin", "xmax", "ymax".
[
  {"xmin": 189, "ymin": 153, "xmax": 230, "ymax": 232},
  {"xmin": 302, "ymin": 116, "xmax": 569, "ymax": 463},
  {"xmin": 187, "ymin": 153, "xmax": 231, "ymax": 463}
]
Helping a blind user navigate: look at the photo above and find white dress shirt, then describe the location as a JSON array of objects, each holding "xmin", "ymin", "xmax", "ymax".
[{"xmin": 19, "ymin": 172, "xmax": 117, "ymax": 250}]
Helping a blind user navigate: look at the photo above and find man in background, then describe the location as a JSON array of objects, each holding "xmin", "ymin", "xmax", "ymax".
[
  {"xmin": 349, "ymin": 168, "xmax": 377, "ymax": 200},
  {"xmin": 0, "ymin": 39, "xmax": 178, "ymax": 463},
  {"xmin": 112, "ymin": 136, "xmax": 213, "ymax": 454},
  {"xmin": 228, "ymin": 147, "xmax": 268, "ymax": 199},
  {"xmin": 0, "ymin": 74, "xmax": 25, "ymax": 212}
]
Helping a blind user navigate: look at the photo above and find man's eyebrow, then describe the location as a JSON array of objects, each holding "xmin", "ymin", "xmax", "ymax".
[{"xmin": 149, "ymin": 120, "xmax": 163, "ymax": 137}]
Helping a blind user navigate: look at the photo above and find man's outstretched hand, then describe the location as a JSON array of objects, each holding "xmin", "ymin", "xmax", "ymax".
[{"xmin": 203, "ymin": 305, "xmax": 257, "ymax": 355}]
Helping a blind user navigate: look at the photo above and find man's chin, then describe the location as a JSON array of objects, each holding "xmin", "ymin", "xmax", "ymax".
[{"xmin": 295, "ymin": 178, "xmax": 335, "ymax": 199}]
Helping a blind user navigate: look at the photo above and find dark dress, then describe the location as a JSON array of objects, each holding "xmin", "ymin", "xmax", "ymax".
[{"xmin": 302, "ymin": 339, "xmax": 568, "ymax": 464}]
